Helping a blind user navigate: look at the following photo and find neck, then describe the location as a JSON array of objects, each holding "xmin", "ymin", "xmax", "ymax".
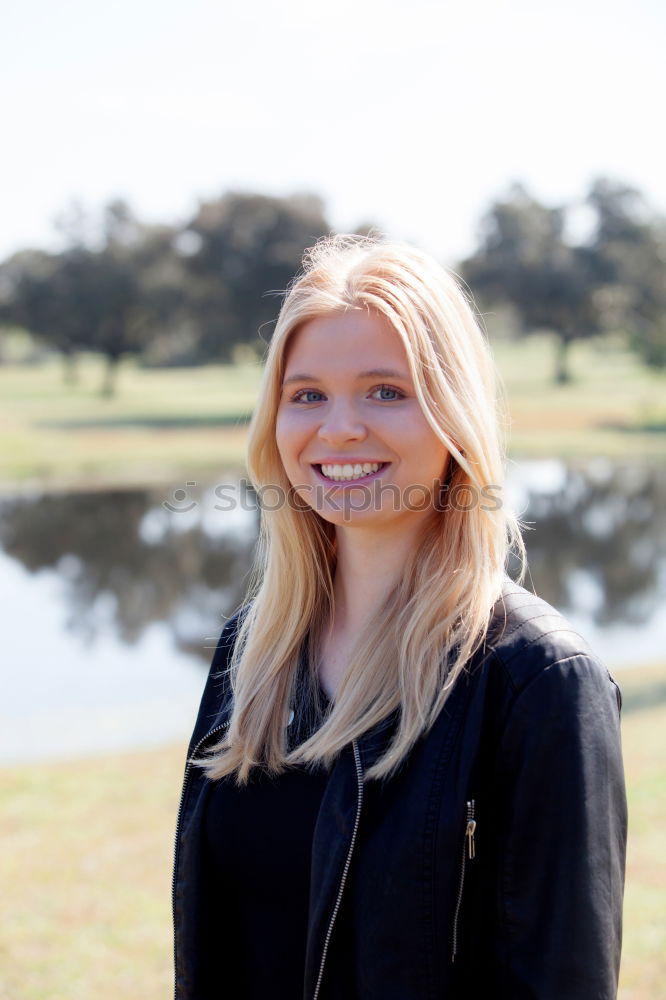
[{"xmin": 330, "ymin": 518, "xmax": 429, "ymax": 632}]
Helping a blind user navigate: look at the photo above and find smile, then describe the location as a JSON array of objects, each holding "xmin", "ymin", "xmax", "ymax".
[{"xmin": 313, "ymin": 462, "xmax": 389, "ymax": 483}]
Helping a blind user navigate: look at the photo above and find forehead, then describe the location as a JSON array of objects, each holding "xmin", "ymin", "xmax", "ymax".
[{"xmin": 282, "ymin": 309, "xmax": 408, "ymax": 373}]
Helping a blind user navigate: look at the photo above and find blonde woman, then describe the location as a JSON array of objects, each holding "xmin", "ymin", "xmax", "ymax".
[{"xmin": 173, "ymin": 236, "xmax": 627, "ymax": 999}]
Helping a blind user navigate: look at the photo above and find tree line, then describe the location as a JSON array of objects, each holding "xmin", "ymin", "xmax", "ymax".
[
  {"xmin": 462, "ymin": 178, "xmax": 666, "ymax": 382},
  {"xmin": 0, "ymin": 179, "xmax": 663, "ymax": 393}
]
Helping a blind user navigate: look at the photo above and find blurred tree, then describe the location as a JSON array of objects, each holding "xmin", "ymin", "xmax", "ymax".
[
  {"xmin": 0, "ymin": 200, "xmax": 186, "ymax": 395},
  {"xmin": 461, "ymin": 184, "xmax": 601, "ymax": 382},
  {"xmin": 180, "ymin": 191, "xmax": 331, "ymax": 360},
  {"xmin": 0, "ymin": 248, "xmax": 83, "ymax": 384},
  {"xmin": 585, "ymin": 178, "xmax": 666, "ymax": 368},
  {"xmin": 88, "ymin": 201, "xmax": 191, "ymax": 395},
  {"xmin": 0, "ymin": 191, "xmax": 379, "ymax": 382}
]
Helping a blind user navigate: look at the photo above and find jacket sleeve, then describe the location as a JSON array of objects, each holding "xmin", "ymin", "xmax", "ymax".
[{"xmin": 490, "ymin": 651, "xmax": 627, "ymax": 999}]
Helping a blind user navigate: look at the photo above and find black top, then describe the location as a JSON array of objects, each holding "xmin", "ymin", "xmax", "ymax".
[
  {"xmin": 175, "ymin": 584, "xmax": 627, "ymax": 1000},
  {"xmin": 201, "ymin": 668, "xmax": 332, "ymax": 1000}
]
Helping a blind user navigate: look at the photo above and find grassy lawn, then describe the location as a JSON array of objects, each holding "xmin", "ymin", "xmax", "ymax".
[
  {"xmin": 0, "ymin": 335, "xmax": 664, "ymax": 489},
  {"xmin": 493, "ymin": 335, "xmax": 666, "ymax": 458},
  {"xmin": 0, "ymin": 355, "xmax": 257, "ymax": 489},
  {"xmin": 0, "ymin": 745, "xmax": 183, "ymax": 1000},
  {"xmin": 612, "ymin": 662, "xmax": 666, "ymax": 1000},
  {"xmin": 0, "ymin": 661, "xmax": 664, "ymax": 999}
]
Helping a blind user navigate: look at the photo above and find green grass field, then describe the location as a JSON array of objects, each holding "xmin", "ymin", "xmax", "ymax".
[
  {"xmin": 613, "ymin": 663, "xmax": 666, "ymax": 999},
  {"xmin": 1, "ymin": 334, "xmax": 664, "ymax": 489},
  {"xmin": 494, "ymin": 334, "xmax": 666, "ymax": 458},
  {"xmin": 0, "ymin": 660, "xmax": 664, "ymax": 1000}
]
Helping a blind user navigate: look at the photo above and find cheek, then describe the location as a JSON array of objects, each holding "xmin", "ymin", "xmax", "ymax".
[
  {"xmin": 275, "ymin": 411, "xmax": 304, "ymax": 473},
  {"xmin": 433, "ymin": 443, "xmax": 451, "ymax": 476},
  {"xmin": 413, "ymin": 424, "xmax": 450, "ymax": 480}
]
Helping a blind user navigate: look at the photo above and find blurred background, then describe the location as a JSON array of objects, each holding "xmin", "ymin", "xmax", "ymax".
[{"xmin": 1, "ymin": 0, "xmax": 664, "ymax": 997}]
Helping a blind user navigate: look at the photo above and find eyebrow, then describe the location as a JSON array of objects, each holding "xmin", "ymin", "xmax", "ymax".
[{"xmin": 282, "ymin": 368, "xmax": 410, "ymax": 387}]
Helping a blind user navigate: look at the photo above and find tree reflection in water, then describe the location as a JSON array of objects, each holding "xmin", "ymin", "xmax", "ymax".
[
  {"xmin": 508, "ymin": 459, "xmax": 666, "ymax": 627},
  {"xmin": 0, "ymin": 482, "xmax": 257, "ymax": 662}
]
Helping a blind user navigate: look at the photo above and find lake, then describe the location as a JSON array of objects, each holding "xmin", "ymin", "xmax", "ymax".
[{"xmin": 1, "ymin": 458, "xmax": 664, "ymax": 762}]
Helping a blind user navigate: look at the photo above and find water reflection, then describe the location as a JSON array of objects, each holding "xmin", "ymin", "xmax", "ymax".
[
  {"xmin": 508, "ymin": 459, "xmax": 666, "ymax": 628},
  {"xmin": 0, "ymin": 462, "xmax": 665, "ymax": 664},
  {"xmin": 0, "ymin": 483, "xmax": 257, "ymax": 659}
]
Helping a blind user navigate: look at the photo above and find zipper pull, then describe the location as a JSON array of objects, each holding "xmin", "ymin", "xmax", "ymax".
[{"xmin": 465, "ymin": 800, "xmax": 476, "ymax": 860}]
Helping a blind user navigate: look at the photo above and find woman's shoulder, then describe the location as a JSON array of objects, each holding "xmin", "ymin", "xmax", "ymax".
[
  {"xmin": 481, "ymin": 579, "xmax": 619, "ymax": 706},
  {"xmin": 187, "ymin": 604, "xmax": 252, "ymax": 749}
]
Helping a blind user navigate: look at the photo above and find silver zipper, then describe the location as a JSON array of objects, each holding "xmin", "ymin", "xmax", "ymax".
[
  {"xmin": 312, "ymin": 739, "xmax": 364, "ymax": 1000},
  {"xmin": 451, "ymin": 798, "xmax": 476, "ymax": 962},
  {"xmin": 172, "ymin": 720, "xmax": 230, "ymax": 1000}
]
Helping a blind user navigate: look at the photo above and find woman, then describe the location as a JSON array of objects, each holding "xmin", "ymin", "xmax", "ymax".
[{"xmin": 173, "ymin": 235, "xmax": 627, "ymax": 999}]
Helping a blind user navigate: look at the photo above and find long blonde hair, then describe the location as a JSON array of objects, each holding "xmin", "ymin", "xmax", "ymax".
[{"xmin": 201, "ymin": 234, "xmax": 524, "ymax": 784}]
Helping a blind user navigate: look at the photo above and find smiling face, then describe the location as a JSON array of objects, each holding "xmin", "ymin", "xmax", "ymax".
[{"xmin": 275, "ymin": 308, "xmax": 450, "ymax": 537}]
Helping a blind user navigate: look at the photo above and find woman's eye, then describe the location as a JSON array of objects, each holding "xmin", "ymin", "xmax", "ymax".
[
  {"xmin": 292, "ymin": 389, "xmax": 325, "ymax": 403},
  {"xmin": 370, "ymin": 385, "xmax": 404, "ymax": 401}
]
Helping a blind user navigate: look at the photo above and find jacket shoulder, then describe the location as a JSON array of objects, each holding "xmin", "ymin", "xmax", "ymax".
[
  {"xmin": 483, "ymin": 580, "xmax": 611, "ymax": 696},
  {"xmin": 188, "ymin": 604, "xmax": 250, "ymax": 749}
]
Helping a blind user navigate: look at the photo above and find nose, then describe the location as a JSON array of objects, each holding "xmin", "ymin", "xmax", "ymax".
[{"xmin": 317, "ymin": 397, "xmax": 367, "ymax": 445}]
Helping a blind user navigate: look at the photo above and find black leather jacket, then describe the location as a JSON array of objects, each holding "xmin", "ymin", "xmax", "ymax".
[{"xmin": 173, "ymin": 581, "xmax": 627, "ymax": 999}]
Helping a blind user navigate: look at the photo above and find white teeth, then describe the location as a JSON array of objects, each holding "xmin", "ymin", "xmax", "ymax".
[{"xmin": 319, "ymin": 462, "xmax": 382, "ymax": 481}]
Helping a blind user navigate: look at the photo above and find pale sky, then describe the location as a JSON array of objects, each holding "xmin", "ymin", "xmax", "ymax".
[{"xmin": 4, "ymin": 0, "xmax": 665, "ymax": 266}]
